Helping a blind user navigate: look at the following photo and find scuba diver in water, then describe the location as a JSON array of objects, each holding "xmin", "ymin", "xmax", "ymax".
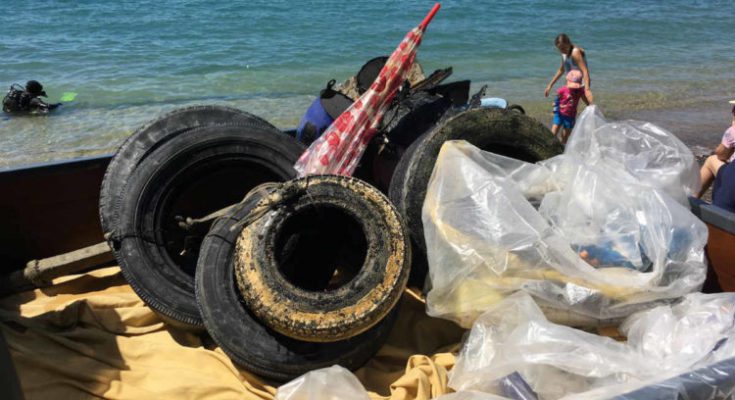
[{"xmin": 2, "ymin": 80, "xmax": 61, "ymax": 115}]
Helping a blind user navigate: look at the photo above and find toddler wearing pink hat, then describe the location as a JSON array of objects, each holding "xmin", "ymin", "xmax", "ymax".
[{"xmin": 551, "ymin": 69, "xmax": 584, "ymax": 144}]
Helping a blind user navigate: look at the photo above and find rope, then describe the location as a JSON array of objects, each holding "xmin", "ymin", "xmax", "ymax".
[
  {"xmin": 105, "ymin": 181, "xmax": 306, "ymax": 244},
  {"xmin": 177, "ymin": 182, "xmax": 290, "ymax": 232},
  {"xmin": 227, "ymin": 179, "xmax": 310, "ymax": 233}
]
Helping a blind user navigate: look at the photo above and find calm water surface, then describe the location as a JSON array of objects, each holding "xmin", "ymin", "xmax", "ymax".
[{"xmin": 1, "ymin": 0, "xmax": 734, "ymax": 167}]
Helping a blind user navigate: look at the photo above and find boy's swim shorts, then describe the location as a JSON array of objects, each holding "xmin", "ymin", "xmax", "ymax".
[{"xmin": 553, "ymin": 112, "xmax": 575, "ymax": 130}]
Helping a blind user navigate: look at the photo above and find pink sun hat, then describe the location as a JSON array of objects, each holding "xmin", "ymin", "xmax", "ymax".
[{"xmin": 566, "ymin": 70, "xmax": 583, "ymax": 89}]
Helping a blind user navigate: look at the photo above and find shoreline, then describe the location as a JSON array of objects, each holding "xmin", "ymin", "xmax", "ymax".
[
  {"xmin": 527, "ymin": 99, "xmax": 731, "ymax": 158},
  {"xmin": 1, "ymin": 95, "xmax": 730, "ymax": 170}
]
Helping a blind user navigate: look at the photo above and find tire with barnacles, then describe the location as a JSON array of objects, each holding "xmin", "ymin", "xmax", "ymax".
[
  {"xmin": 195, "ymin": 189, "xmax": 401, "ymax": 381},
  {"xmin": 233, "ymin": 175, "xmax": 410, "ymax": 342}
]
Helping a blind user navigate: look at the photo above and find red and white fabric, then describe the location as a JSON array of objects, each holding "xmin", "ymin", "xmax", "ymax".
[{"xmin": 294, "ymin": 3, "xmax": 440, "ymax": 177}]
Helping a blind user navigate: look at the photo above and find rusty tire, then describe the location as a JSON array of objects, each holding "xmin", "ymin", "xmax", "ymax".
[
  {"xmin": 234, "ymin": 175, "xmax": 410, "ymax": 342},
  {"xmin": 195, "ymin": 194, "xmax": 400, "ymax": 381}
]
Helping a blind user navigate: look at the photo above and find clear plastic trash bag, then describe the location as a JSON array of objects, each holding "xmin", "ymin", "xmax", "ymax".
[
  {"xmin": 422, "ymin": 106, "xmax": 706, "ymax": 327},
  {"xmin": 275, "ymin": 365, "xmax": 371, "ymax": 400},
  {"xmin": 563, "ymin": 106, "xmax": 700, "ymax": 205},
  {"xmin": 448, "ymin": 292, "xmax": 735, "ymax": 400},
  {"xmin": 597, "ymin": 356, "xmax": 735, "ymax": 400},
  {"xmin": 436, "ymin": 391, "xmax": 513, "ymax": 400}
]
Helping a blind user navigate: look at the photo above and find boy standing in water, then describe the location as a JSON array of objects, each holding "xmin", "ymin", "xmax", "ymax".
[{"xmin": 551, "ymin": 70, "xmax": 584, "ymax": 144}]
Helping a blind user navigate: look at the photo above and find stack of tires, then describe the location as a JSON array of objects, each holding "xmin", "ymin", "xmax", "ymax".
[{"xmin": 102, "ymin": 98, "xmax": 563, "ymax": 381}]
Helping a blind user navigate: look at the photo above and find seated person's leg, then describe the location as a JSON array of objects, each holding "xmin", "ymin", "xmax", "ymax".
[
  {"xmin": 713, "ymin": 161, "xmax": 735, "ymax": 213},
  {"xmin": 697, "ymin": 155, "xmax": 725, "ymax": 198}
]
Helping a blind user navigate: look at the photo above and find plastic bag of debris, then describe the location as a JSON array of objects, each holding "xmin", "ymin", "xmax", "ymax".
[
  {"xmin": 275, "ymin": 365, "xmax": 370, "ymax": 400},
  {"xmin": 448, "ymin": 292, "xmax": 735, "ymax": 400},
  {"xmin": 422, "ymin": 106, "xmax": 706, "ymax": 327}
]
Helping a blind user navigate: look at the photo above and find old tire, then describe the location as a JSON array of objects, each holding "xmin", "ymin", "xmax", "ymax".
[
  {"xmin": 196, "ymin": 196, "xmax": 400, "ymax": 381},
  {"xmin": 508, "ymin": 104, "xmax": 526, "ymax": 114},
  {"xmin": 389, "ymin": 108, "xmax": 564, "ymax": 257},
  {"xmin": 234, "ymin": 175, "xmax": 410, "ymax": 342},
  {"xmin": 100, "ymin": 105, "xmax": 272, "ymax": 243},
  {"xmin": 113, "ymin": 124, "xmax": 304, "ymax": 327}
]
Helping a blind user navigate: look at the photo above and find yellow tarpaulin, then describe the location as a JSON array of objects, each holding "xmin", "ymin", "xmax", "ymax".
[{"xmin": 0, "ymin": 267, "xmax": 465, "ymax": 400}]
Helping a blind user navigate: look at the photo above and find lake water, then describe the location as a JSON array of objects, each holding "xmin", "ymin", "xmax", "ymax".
[{"xmin": 1, "ymin": 0, "xmax": 734, "ymax": 168}]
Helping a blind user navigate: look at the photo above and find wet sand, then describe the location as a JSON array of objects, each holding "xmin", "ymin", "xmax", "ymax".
[
  {"xmin": 618, "ymin": 102, "xmax": 731, "ymax": 156},
  {"xmin": 529, "ymin": 99, "xmax": 733, "ymax": 159}
]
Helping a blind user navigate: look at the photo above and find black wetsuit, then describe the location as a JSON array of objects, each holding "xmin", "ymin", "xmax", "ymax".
[{"xmin": 2, "ymin": 85, "xmax": 59, "ymax": 114}]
